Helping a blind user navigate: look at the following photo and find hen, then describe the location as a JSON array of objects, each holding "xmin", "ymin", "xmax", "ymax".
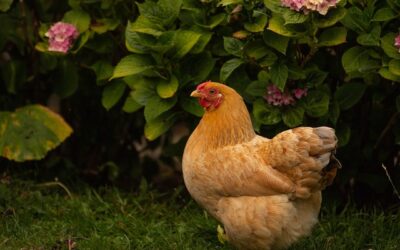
[{"xmin": 182, "ymin": 81, "xmax": 340, "ymax": 250}]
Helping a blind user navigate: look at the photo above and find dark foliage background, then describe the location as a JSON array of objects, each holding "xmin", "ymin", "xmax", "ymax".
[{"xmin": 0, "ymin": 0, "xmax": 399, "ymax": 209}]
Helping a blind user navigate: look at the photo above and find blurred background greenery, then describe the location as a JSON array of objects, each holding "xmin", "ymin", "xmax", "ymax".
[{"xmin": 0, "ymin": 0, "xmax": 399, "ymax": 210}]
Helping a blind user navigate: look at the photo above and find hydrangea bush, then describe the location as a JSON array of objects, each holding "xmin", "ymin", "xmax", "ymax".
[{"xmin": 0, "ymin": 0, "xmax": 399, "ymax": 203}]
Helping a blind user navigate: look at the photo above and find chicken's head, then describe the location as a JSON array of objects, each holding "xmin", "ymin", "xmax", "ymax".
[{"xmin": 190, "ymin": 81, "xmax": 224, "ymax": 111}]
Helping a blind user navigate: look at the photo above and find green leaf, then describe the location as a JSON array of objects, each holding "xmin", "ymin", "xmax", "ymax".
[
  {"xmin": 268, "ymin": 15, "xmax": 303, "ymax": 38},
  {"xmin": 341, "ymin": 46, "xmax": 380, "ymax": 73},
  {"xmin": 102, "ymin": 80, "xmax": 126, "ymax": 110},
  {"xmin": 357, "ymin": 25, "xmax": 381, "ymax": 46},
  {"xmin": 0, "ymin": 0, "xmax": 13, "ymax": 12},
  {"xmin": 156, "ymin": 75, "xmax": 179, "ymax": 98},
  {"xmin": 259, "ymin": 51, "xmax": 278, "ymax": 67},
  {"xmin": 381, "ymin": 33, "xmax": 400, "ymax": 59},
  {"xmin": 340, "ymin": 6, "xmax": 369, "ymax": 33},
  {"xmin": 195, "ymin": 13, "xmax": 227, "ymax": 29},
  {"xmin": 111, "ymin": 54, "xmax": 155, "ymax": 80},
  {"xmin": 245, "ymin": 40, "xmax": 272, "ymax": 60},
  {"xmin": 54, "ymin": 60, "xmax": 79, "ymax": 98},
  {"xmin": 0, "ymin": 105, "xmax": 73, "ymax": 162},
  {"xmin": 379, "ymin": 68, "xmax": 400, "ymax": 82},
  {"xmin": 318, "ymin": 27, "xmax": 347, "ymax": 47},
  {"xmin": 63, "ymin": 9, "xmax": 91, "ymax": 33},
  {"xmin": 270, "ymin": 62, "xmax": 288, "ymax": 91},
  {"xmin": 223, "ymin": 37, "xmax": 244, "ymax": 57},
  {"xmin": 180, "ymin": 52, "xmax": 216, "ymax": 84},
  {"xmin": 264, "ymin": 0, "xmax": 284, "ymax": 13},
  {"xmin": 244, "ymin": 11, "xmax": 268, "ymax": 32},
  {"xmin": 220, "ymin": 58, "xmax": 244, "ymax": 82},
  {"xmin": 389, "ymin": 59, "xmax": 400, "ymax": 76},
  {"xmin": 334, "ymin": 82, "xmax": 366, "ymax": 110},
  {"xmin": 122, "ymin": 94, "xmax": 143, "ymax": 113},
  {"xmin": 170, "ymin": 30, "xmax": 202, "ymax": 59},
  {"xmin": 180, "ymin": 95, "xmax": 204, "ymax": 117},
  {"xmin": 263, "ymin": 30, "xmax": 290, "ymax": 55},
  {"xmin": 91, "ymin": 18, "xmax": 120, "ymax": 34},
  {"xmin": 282, "ymin": 106, "xmax": 304, "ymax": 128},
  {"xmin": 316, "ymin": 7, "xmax": 346, "ymax": 28},
  {"xmin": 138, "ymin": 0, "xmax": 183, "ymax": 27},
  {"xmin": 129, "ymin": 16, "xmax": 164, "ymax": 36},
  {"xmin": 304, "ymin": 91, "xmax": 330, "ymax": 117},
  {"xmin": 190, "ymin": 32, "xmax": 212, "ymax": 54},
  {"xmin": 90, "ymin": 60, "xmax": 113, "ymax": 83},
  {"xmin": 144, "ymin": 96, "xmax": 177, "ymax": 122},
  {"xmin": 218, "ymin": 0, "xmax": 243, "ymax": 6},
  {"xmin": 245, "ymin": 81, "xmax": 267, "ymax": 97},
  {"xmin": 252, "ymin": 99, "xmax": 281, "ymax": 125},
  {"xmin": 282, "ymin": 9, "xmax": 308, "ymax": 25},
  {"xmin": 144, "ymin": 112, "xmax": 178, "ymax": 141},
  {"xmin": 373, "ymin": 7, "xmax": 397, "ymax": 22}
]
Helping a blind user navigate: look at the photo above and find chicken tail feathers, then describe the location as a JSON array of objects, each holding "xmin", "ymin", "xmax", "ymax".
[{"xmin": 320, "ymin": 153, "xmax": 342, "ymax": 188}]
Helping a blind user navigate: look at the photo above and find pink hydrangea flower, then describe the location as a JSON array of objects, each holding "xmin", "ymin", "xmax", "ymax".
[
  {"xmin": 265, "ymin": 85, "xmax": 307, "ymax": 106},
  {"xmin": 281, "ymin": 0, "xmax": 339, "ymax": 15},
  {"xmin": 45, "ymin": 22, "xmax": 79, "ymax": 53},
  {"xmin": 293, "ymin": 88, "xmax": 308, "ymax": 99},
  {"xmin": 281, "ymin": 0, "xmax": 305, "ymax": 12},
  {"xmin": 395, "ymin": 34, "xmax": 400, "ymax": 52}
]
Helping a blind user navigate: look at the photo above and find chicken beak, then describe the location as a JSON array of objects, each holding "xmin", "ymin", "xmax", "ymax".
[{"xmin": 190, "ymin": 90, "xmax": 203, "ymax": 98}]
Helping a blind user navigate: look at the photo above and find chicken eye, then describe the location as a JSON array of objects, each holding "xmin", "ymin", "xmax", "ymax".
[{"xmin": 209, "ymin": 88, "xmax": 216, "ymax": 95}]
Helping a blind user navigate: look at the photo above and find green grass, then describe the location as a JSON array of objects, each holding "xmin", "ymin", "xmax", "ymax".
[{"xmin": 0, "ymin": 181, "xmax": 399, "ymax": 250}]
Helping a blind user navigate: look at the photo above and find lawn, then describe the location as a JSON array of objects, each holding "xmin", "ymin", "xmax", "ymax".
[{"xmin": 1, "ymin": 180, "xmax": 399, "ymax": 250}]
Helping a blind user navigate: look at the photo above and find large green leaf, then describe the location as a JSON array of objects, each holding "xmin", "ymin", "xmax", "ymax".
[
  {"xmin": 381, "ymin": 33, "xmax": 400, "ymax": 59},
  {"xmin": 268, "ymin": 15, "xmax": 303, "ymax": 38},
  {"xmin": 388, "ymin": 59, "xmax": 400, "ymax": 76},
  {"xmin": 0, "ymin": 0, "xmax": 13, "ymax": 12},
  {"xmin": 170, "ymin": 30, "xmax": 202, "ymax": 59},
  {"xmin": 252, "ymin": 99, "xmax": 281, "ymax": 125},
  {"xmin": 244, "ymin": 11, "xmax": 268, "ymax": 32},
  {"xmin": 102, "ymin": 80, "xmax": 126, "ymax": 110},
  {"xmin": 144, "ymin": 96, "xmax": 177, "ymax": 122},
  {"xmin": 144, "ymin": 112, "xmax": 178, "ymax": 141},
  {"xmin": 111, "ymin": 54, "xmax": 155, "ymax": 80},
  {"xmin": 263, "ymin": 30, "xmax": 290, "ymax": 55},
  {"xmin": 220, "ymin": 58, "xmax": 244, "ymax": 82},
  {"xmin": 223, "ymin": 37, "xmax": 244, "ymax": 57},
  {"xmin": 0, "ymin": 105, "xmax": 73, "ymax": 162},
  {"xmin": 304, "ymin": 90, "xmax": 330, "ymax": 117},
  {"xmin": 318, "ymin": 27, "xmax": 347, "ymax": 47},
  {"xmin": 180, "ymin": 95, "xmax": 204, "ymax": 117},
  {"xmin": 129, "ymin": 16, "xmax": 164, "ymax": 36},
  {"xmin": 282, "ymin": 9, "xmax": 308, "ymax": 25},
  {"xmin": 270, "ymin": 62, "xmax": 288, "ymax": 91},
  {"xmin": 340, "ymin": 6, "xmax": 369, "ymax": 33},
  {"xmin": 138, "ymin": 0, "xmax": 182, "ymax": 27},
  {"xmin": 122, "ymin": 94, "xmax": 143, "ymax": 113},
  {"xmin": 357, "ymin": 25, "xmax": 381, "ymax": 46},
  {"xmin": 334, "ymin": 82, "xmax": 366, "ymax": 110},
  {"xmin": 373, "ymin": 7, "xmax": 397, "ymax": 22},
  {"xmin": 63, "ymin": 9, "xmax": 91, "ymax": 33},
  {"xmin": 282, "ymin": 106, "xmax": 304, "ymax": 128},
  {"xmin": 245, "ymin": 40, "xmax": 272, "ymax": 60},
  {"xmin": 156, "ymin": 75, "xmax": 179, "ymax": 98},
  {"xmin": 90, "ymin": 60, "xmax": 114, "ymax": 83},
  {"xmin": 315, "ymin": 7, "xmax": 346, "ymax": 28},
  {"xmin": 126, "ymin": 76, "xmax": 156, "ymax": 105},
  {"xmin": 379, "ymin": 68, "xmax": 400, "ymax": 82},
  {"xmin": 341, "ymin": 46, "xmax": 380, "ymax": 73},
  {"xmin": 180, "ymin": 52, "xmax": 216, "ymax": 84}
]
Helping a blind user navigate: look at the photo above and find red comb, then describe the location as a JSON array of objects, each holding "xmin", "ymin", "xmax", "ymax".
[{"xmin": 197, "ymin": 81, "xmax": 212, "ymax": 90}]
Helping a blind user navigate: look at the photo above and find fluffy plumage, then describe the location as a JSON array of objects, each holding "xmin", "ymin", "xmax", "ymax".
[{"xmin": 183, "ymin": 82, "xmax": 340, "ymax": 250}]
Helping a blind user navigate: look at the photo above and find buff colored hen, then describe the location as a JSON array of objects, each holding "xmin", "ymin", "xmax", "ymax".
[{"xmin": 182, "ymin": 82, "xmax": 340, "ymax": 250}]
